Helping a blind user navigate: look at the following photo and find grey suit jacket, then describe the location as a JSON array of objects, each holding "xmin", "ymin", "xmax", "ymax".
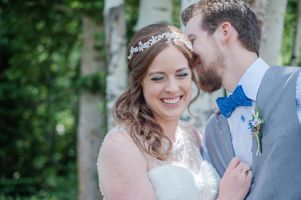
[{"xmin": 203, "ymin": 66, "xmax": 301, "ymax": 200}]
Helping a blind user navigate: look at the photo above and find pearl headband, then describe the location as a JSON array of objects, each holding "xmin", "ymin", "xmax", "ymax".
[{"xmin": 127, "ymin": 32, "xmax": 193, "ymax": 60}]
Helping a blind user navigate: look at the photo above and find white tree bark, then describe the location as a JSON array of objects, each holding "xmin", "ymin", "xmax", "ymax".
[
  {"xmin": 292, "ymin": 0, "xmax": 301, "ymax": 66},
  {"xmin": 249, "ymin": 0, "xmax": 268, "ymax": 17},
  {"xmin": 181, "ymin": 0, "xmax": 198, "ymax": 29},
  {"xmin": 135, "ymin": 0, "xmax": 173, "ymax": 30},
  {"xmin": 78, "ymin": 16, "xmax": 103, "ymax": 200},
  {"xmin": 104, "ymin": 0, "xmax": 127, "ymax": 130},
  {"xmin": 181, "ymin": 0, "xmax": 223, "ymax": 131},
  {"xmin": 257, "ymin": 0, "xmax": 288, "ymax": 65},
  {"xmin": 181, "ymin": 0, "xmax": 198, "ymax": 10},
  {"xmin": 249, "ymin": 0, "xmax": 268, "ymax": 31}
]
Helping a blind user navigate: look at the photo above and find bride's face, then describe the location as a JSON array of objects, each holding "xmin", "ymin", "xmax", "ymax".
[{"xmin": 141, "ymin": 45, "xmax": 192, "ymax": 122}]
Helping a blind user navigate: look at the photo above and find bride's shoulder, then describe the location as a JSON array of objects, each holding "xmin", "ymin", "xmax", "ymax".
[
  {"xmin": 101, "ymin": 125, "xmax": 138, "ymax": 150},
  {"xmin": 178, "ymin": 121, "xmax": 202, "ymax": 147},
  {"xmin": 98, "ymin": 125, "xmax": 146, "ymax": 168},
  {"xmin": 97, "ymin": 128, "xmax": 155, "ymax": 199},
  {"xmin": 102, "ymin": 126, "xmax": 132, "ymax": 146}
]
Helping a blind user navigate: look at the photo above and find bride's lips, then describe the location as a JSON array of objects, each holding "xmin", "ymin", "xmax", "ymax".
[{"xmin": 160, "ymin": 96, "xmax": 183, "ymax": 105}]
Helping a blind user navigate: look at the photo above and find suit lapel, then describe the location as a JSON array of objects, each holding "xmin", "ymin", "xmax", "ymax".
[
  {"xmin": 216, "ymin": 114, "xmax": 235, "ymax": 163},
  {"xmin": 251, "ymin": 67, "xmax": 272, "ymax": 174}
]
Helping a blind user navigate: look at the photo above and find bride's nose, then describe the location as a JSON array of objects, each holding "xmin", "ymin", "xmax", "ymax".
[{"xmin": 165, "ymin": 78, "xmax": 179, "ymax": 92}]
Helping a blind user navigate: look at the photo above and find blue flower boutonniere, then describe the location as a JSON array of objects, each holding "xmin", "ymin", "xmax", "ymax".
[{"xmin": 248, "ymin": 108, "xmax": 264, "ymax": 156}]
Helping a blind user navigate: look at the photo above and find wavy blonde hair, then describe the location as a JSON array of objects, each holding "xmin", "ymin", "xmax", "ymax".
[{"xmin": 114, "ymin": 24, "xmax": 198, "ymax": 160}]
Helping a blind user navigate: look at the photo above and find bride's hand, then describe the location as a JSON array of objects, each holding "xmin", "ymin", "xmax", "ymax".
[{"xmin": 217, "ymin": 157, "xmax": 252, "ymax": 200}]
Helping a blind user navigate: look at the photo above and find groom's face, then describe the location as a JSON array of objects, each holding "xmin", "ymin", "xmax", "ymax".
[{"xmin": 185, "ymin": 14, "xmax": 223, "ymax": 93}]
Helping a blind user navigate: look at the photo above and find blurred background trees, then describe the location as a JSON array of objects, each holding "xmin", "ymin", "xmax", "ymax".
[{"xmin": 0, "ymin": 0, "xmax": 299, "ymax": 199}]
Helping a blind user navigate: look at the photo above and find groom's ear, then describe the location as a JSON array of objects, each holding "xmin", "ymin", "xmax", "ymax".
[{"xmin": 218, "ymin": 21, "xmax": 235, "ymax": 45}]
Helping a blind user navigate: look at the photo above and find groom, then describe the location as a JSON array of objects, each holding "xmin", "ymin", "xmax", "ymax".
[{"xmin": 182, "ymin": 0, "xmax": 301, "ymax": 199}]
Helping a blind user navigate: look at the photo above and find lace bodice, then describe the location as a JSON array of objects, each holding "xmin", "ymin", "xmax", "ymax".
[
  {"xmin": 147, "ymin": 123, "xmax": 220, "ymax": 200},
  {"xmin": 97, "ymin": 123, "xmax": 220, "ymax": 200}
]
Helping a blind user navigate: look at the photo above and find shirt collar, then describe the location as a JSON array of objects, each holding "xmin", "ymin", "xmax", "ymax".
[{"xmin": 236, "ymin": 57, "xmax": 269, "ymax": 101}]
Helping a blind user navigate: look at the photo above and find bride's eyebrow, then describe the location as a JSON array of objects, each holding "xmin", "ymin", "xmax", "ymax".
[
  {"xmin": 148, "ymin": 72, "xmax": 165, "ymax": 77},
  {"xmin": 148, "ymin": 68, "xmax": 189, "ymax": 76},
  {"xmin": 176, "ymin": 68, "xmax": 190, "ymax": 72}
]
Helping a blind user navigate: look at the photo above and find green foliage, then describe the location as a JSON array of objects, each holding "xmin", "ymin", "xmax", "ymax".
[
  {"xmin": 172, "ymin": 0, "xmax": 181, "ymax": 27},
  {"xmin": 0, "ymin": 162, "xmax": 77, "ymax": 200},
  {"xmin": 0, "ymin": 0, "xmax": 103, "ymax": 198},
  {"xmin": 76, "ymin": 72, "xmax": 106, "ymax": 94},
  {"xmin": 281, "ymin": 0, "xmax": 298, "ymax": 65},
  {"xmin": 125, "ymin": 0, "xmax": 140, "ymax": 43}
]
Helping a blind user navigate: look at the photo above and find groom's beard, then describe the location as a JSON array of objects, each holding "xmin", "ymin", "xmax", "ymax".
[
  {"xmin": 198, "ymin": 67, "xmax": 222, "ymax": 93},
  {"xmin": 195, "ymin": 57, "xmax": 222, "ymax": 93}
]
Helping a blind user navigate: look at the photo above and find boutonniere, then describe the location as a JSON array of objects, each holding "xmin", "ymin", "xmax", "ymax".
[{"xmin": 248, "ymin": 107, "xmax": 264, "ymax": 156}]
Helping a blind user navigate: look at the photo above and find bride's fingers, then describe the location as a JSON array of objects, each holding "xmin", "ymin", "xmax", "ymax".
[
  {"xmin": 238, "ymin": 162, "xmax": 250, "ymax": 174},
  {"xmin": 246, "ymin": 169, "xmax": 253, "ymax": 182},
  {"xmin": 228, "ymin": 157, "xmax": 241, "ymax": 169}
]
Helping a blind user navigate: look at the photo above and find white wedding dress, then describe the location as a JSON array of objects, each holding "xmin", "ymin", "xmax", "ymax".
[
  {"xmin": 99, "ymin": 123, "xmax": 220, "ymax": 200},
  {"xmin": 147, "ymin": 124, "xmax": 220, "ymax": 200}
]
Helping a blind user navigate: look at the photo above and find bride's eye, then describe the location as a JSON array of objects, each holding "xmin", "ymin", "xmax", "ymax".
[
  {"xmin": 177, "ymin": 72, "xmax": 189, "ymax": 78},
  {"xmin": 176, "ymin": 69, "xmax": 190, "ymax": 78},
  {"xmin": 150, "ymin": 75, "xmax": 165, "ymax": 81}
]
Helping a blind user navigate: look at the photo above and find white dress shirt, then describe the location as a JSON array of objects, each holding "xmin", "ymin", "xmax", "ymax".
[{"xmin": 227, "ymin": 58, "xmax": 301, "ymax": 166}]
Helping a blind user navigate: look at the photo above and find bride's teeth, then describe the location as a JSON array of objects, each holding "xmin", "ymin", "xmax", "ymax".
[{"xmin": 162, "ymin": 97, "xmax": 180, "ymax": 104}]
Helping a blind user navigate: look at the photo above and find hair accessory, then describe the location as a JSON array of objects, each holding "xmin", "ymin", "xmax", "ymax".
[{"xmin": 127, "ymin": 32, "xmax": 193, "ymax": 60}]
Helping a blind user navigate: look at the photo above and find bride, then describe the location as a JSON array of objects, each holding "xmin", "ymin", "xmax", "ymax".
[{"xmin": 97, "ymin": 23, "xmax": 252, "ymax": 200}]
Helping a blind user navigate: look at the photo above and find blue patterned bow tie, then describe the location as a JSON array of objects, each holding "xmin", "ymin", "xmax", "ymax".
[{"xmin": 216, "ymin": 85, "xmax": 252, "ymax": 118}]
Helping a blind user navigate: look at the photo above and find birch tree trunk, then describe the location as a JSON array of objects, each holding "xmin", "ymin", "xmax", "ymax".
[
  {"xmin": 292, "ymin": 0, "xmax": 301, "ymax": 66},
  {"xmin": 181, "ymin": 0, "xmax": 198, "ymax": 29},
  {"xmin": 181, "ymin": 0, "xmax": 198, "ymax": 10},
  {"xmin": 181, "ymin": 0, "xmax": 224, "ymax": 131},
  {"xmin": 104, "ymin": 0, "xmax": 127, "ymax": 130},
  {"xmin": 77, "ymin": 17, "xmax": 104, "ymax": 200},
  {"xmin": 135, "ymin": 0, "xmax": 173, "ymax": 30},
  {"xmin": 255, "ymin": 0, "xmax": 288, "ymax": 65},
  {"xmin": 248, "ymin": 0, "xmax": 268, "ymax": 21}
]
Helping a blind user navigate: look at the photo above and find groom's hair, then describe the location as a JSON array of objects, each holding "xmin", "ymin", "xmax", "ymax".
[{"xmin": 181, "ymin": 0, "xmax": 261, "ymax": 56}]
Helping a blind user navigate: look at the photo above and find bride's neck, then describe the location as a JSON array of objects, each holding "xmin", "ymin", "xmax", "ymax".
[{"xmin": 158, "ymin": 119, "xmax": 179, "ymax": 142}]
